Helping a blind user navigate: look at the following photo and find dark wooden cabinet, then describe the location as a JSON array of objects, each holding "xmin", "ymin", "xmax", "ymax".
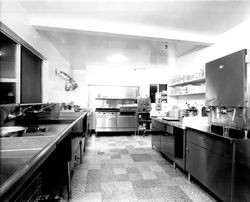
[{"xmin": 21, "ymin": 46, "xmax": 42, "ymax": 103}]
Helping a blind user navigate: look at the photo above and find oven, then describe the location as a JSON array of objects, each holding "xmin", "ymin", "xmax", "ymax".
[
  {"xmin": 95, "ymin": 108, "xmax": 119, "ymax": 132},
  {"xmin": 118, "ymin": 106, "xmax": 137, "ymax": 131}
]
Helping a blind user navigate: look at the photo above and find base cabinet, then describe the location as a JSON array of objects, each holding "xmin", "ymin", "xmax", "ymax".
[
  {"xmin": 151, "ymin": 130, "xmax": 161, "ymax": 151},
  {"xmin": 186, "ymin": 141, "xmax": 232, "ymax": 202},
  {"xmin": 160, "ymin": 133, "xmax": 174, "ymax": 161},
  {"xmin": 186, "ymin": 129, "xmax": 234, "ymax": 202}
]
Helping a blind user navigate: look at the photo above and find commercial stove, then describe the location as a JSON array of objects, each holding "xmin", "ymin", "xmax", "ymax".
[{"xmin": 95, "ymin": 106, "xmax": 137, "ymax": 134}]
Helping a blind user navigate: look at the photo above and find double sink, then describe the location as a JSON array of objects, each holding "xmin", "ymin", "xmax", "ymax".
[
  {"xmin": 0, "ymin": 111, "xmax": 84, "ymax": 194},
  {"xmin": 0, "ymin": 112, "xmax": 79, "ymax": 138}
]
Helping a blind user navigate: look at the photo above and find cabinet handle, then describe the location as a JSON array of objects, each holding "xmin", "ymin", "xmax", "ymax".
[{"xmin": 186, "ymin": 147, "xmax": 189, "ymax": 153}]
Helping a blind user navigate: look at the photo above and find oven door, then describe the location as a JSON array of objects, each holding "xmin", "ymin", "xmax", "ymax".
[
  {"xmin": 96, "ymin": 115, "xmax": 117, "ymax": 128},
  {"xmin": 117, "ymin": 115, "xmax": 137, "ymax": 128}
]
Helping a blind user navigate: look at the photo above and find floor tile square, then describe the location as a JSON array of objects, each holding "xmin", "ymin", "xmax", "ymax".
[
  {"xmin": 85, "ymin": 183, "xmax": 102, "ymax": 193},
  {"xmin": 132, "ymin": 179, "xmax": 161, "ymax": 190},
  {"xmin": 114, "ymin": 174, "xmax": 130, "ymax": 181},
  {"xmin": 134, "ymin": 188, "xmax": 154, "ymax": 200},
  {"xmin": 141, "ymin": 171, "xmax": 157, "ymax": 180},
  {"xmin": 129, "ymin": 172, "xmax": 143, "ymax": 181},
  {"xmin": 111, "ymin": 154, "xmax": 121, "ymax": 159},
  {"xmin": 113, "ymin": 167, "xmax": 127, "ymax": 175}
]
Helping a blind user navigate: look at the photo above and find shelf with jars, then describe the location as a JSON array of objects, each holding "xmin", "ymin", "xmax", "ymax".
[
  {"xmin": 169, "ymin": 82, "xmax": 205, "ymax": 96},
  {"xmin": 168, "ymin": 68, "xmax": 205, "ymax": 96},
  {"xmin": 168, "ymin": 77, "xmax": 205, "ymax": 87}
]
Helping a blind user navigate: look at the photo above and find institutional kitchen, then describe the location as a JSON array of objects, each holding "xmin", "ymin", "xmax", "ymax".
[{"xmin": 1, "ymin": 0, "xmax": 250, "ymax": 201}]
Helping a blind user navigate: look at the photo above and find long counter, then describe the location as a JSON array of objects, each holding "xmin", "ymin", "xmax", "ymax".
[
  {"xmin": 151, "ymin": 116, "xmax": 250, "ymax": 202},
  {"xmin": 0, "ymin": 111, "xmax": 88, "ymax": 201},
  {"xmin": 151, "ymin": 116, "xmax": 250, "ymax": 142}
]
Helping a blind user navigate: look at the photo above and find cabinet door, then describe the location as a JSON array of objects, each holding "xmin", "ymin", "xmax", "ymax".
[
  {"xmin": 96, "ymin": 116, "xmax": 116, "ymax": 128},
  {"xmin": 21, "ymin": 46, "xmax": 42, "ymax": 103},
  {"xmin": 174, "ymin": 127, "xmax": 185, "ymax": 169},
  {"xmin": 186, "ymin": 141, "xmax": 232, "ymax": 202},
  {"xmin": 151, "ymin": 129, "xmax": 161, "ymax": 151},
  {"xmin": 117, "ymin": 116, "xmax": 136, "ymax": 127},
  {"xmin": 0, "ymin": 32, "xmax": 18, "ymax": 104},
  {"xmin": 160, "ymin": 133, "xmax": 174, "ymax": 160}
]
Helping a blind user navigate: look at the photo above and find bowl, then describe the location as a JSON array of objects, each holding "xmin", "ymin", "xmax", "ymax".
[{"xmin": 0, "ymin": 126, "xmax": 26, "ymax": 137}]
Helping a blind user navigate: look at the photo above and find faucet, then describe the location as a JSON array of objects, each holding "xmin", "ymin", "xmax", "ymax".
[{"xmin": 1, "ymin": 105, "xmax": 22, "ymax": 121}]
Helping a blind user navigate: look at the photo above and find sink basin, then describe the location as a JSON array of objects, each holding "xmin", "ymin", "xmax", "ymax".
[
  {"xmin": 0, "ymin": 126, "xmax": 26, "ymax": 138},
  {"xmin": 22, "ymin": 132, "xmax": 57, "ymax": 137}
]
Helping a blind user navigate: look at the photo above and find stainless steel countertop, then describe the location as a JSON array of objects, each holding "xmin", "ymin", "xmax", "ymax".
[
  {"xmin": 151, "ymin": 116, "xmax": 250, "ymax": 142},
  {"xmin": 0, "ymin": 111, "xmax": 88, "ymax": 201},
  {"xmin": 151, "ymin": 117, "xmax": 186, "ymax": 129}
]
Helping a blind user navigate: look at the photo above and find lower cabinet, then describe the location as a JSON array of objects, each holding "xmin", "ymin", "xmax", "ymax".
[
  {"xmin": 151, "ymin": 128, "xmax": 161, "ymax": 151},
  {"xmin": 186, "ymin": 129, "xmax": 234, "ymax": 202},
  {"xmin": 160, "ymin": 132, "xmax": 174, "ymax": 161},
  {"xmin": 151, "ymin": 120, "xmax": 165, "ymax": 151}
]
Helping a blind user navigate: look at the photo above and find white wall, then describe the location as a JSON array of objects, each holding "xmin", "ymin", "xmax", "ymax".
[
  {"xmin": 72, "ymin": 65, "xmax": 176, "ymax": 107},
  {"xmin": 174, "ymin": 19, "xmax": 250, "ymax": 107},
  {"xmin": 1, "ymin": 0, "xmax": 71, "ymax": 103},
  {"xmin": 177, "ymin": 19, "xmax": 250, "ymax": 74},
  {"xmin": 71, "ymin": 42, "xmax": 177, "ymax": 107}
]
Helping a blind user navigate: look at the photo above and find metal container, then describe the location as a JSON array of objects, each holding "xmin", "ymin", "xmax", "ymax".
[{"xmin": 0, "ymin": 126, "xmax": 26, "ymax": 137}]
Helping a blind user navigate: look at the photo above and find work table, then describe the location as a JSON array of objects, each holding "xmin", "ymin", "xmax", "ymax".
[{"xmin": 0, "ymin": 111, "xmax": 88, "ymax": 201}]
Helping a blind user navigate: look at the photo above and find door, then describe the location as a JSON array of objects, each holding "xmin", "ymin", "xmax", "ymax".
[
  {"xmin": 160, "ymin": 132, "xmax": 174, "ymax": 160},
  {"xmin": 186, "ymin": 141, "xmax": 232, "ymax": 202},
  {"xmin": 96, "ymin": 115, "xmax": 117, "ymax": 128},
  {"xmin": 21, "ymin": 46, "xmax": 42, "ymax": 103},
  {"xmin": 117, "ymin": 115, "xmax": 137, "ymax": 128}
]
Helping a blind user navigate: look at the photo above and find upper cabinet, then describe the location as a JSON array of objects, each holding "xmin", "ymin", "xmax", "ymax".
[
  {"xmin": 21, "ymin": 46, "xmax": 42, "ymax": 104},
  {"xmin": 0, "ymin": 32, "xmax": 18, "ymax": 104},
  {"xmin": 0, "ymin": 31, "xmax": 42, "ymax": 105}
]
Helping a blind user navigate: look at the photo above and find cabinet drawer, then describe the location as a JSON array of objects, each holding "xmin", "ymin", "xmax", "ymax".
[
  {"xmin": 152, "ymin": 120, "xmax": 166, "ymax": 131},
  {"xmin": 187, "ymin": 129, "xmax": 233, "ymax": 160}
]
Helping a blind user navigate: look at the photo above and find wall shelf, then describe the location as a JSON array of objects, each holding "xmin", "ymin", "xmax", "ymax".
[
  {"xmin": 168, "ymin": 92, "xmax": 205, "ymax": 96},
  {"xmin": 169, "ymin": 78, "xmax": 205, "ymax": 87},
  {"xmin": 0, "ymin": 78, "xmax": 18, "ymax": 82},
  {"xmin": 95, "ymin": 97, "xmax": 136, "ymax": 100}
]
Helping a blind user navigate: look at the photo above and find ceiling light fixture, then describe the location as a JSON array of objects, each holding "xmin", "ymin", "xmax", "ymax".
[{"xmin": 106, "ymin": 53, "xmax": 128, "ymax": 64}]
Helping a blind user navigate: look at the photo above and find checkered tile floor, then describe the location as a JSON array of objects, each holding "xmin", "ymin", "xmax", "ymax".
[{"xmin": 70, "ymin": 134, "xmax": 217, "ymax": 202}]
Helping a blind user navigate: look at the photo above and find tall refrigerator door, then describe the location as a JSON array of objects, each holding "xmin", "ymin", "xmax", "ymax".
[{"xmin": 206, "ymin": 49, "xmax": 247, "ymax": 107}]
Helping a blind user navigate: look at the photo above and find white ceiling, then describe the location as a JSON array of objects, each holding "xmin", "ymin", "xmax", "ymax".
[{"xmin": 18, "ymin": 0, "xmax": 250, "ymax": 69}]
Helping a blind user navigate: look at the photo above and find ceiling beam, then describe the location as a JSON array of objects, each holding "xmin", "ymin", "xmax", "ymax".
[{"xmin": 32, "ymin": 18, "xmax": 215, "ymax": 46}]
